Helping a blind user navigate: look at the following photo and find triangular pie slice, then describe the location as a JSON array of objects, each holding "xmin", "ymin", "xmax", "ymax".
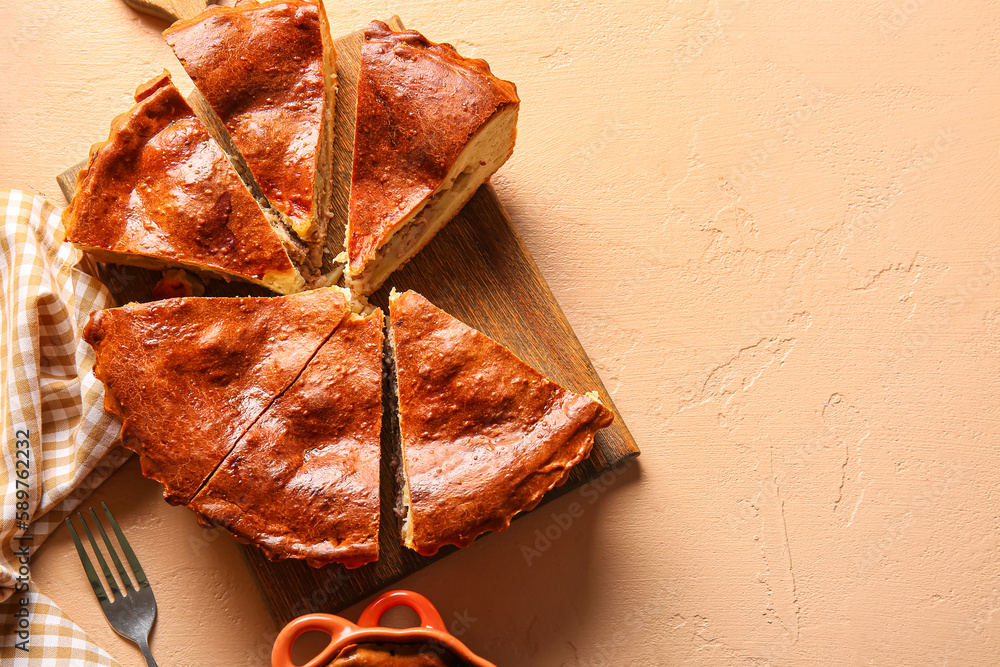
[
  {"xmin": 83, "ymin": 287, "xmax": 354, "ymax": 505},
  {"xmin": 344, "ymin": 21, "xmax": 520, "ymax": 296},
  {"xmin": 387, "ymin": 290, "xmax": 614, "ymax": 556},
  {"xmin": 164, "ymin": 0, "xmax": 337, "ymax": 268},
  {"xmin": 189, "ymin": 307, "xmax": 383, "ymax": 569},
  {"xmin": 62, "ymin": 71, "xmax": 306, "ymax": 295}
]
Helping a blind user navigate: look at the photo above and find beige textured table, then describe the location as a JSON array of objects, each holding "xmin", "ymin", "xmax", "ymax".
[{"xmin": 4, "ymin": 1, "xmax": 1000, "ymax": 664}]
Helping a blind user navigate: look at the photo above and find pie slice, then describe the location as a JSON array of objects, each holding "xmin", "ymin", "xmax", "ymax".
[
  {"xmin": 164, "ymin": 0, "xmax": 337, "ymax": 268},
  {"xmin": 62, "ymin": 71, "xmax": 305, "ymax": 295},
  {"xmin": 83, "ymin": 287, "xmax": 353, "ymax": 505},
  {"xmin": 344, "ymin": 21, "xmax": 520, "ymax": 296},
  {"xmin": 189, "ymin": 307, "xmax": 383, "ymax": 569},
  {"xmin": 387, "ymin": 290, "xmax": 614, "ymax": 556}
]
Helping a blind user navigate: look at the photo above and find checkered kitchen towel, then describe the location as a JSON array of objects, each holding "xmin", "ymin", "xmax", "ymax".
[{"xmin": 0, "ymin": 189, "xmax": 130, "ymax": 664}]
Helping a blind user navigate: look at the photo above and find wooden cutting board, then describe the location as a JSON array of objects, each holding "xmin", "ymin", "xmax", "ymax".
[
  {"xmin": 120, "ymin": 0, "xmax": 210, "ymax": 23},
  {"xmin": 58, "ymin": 17, "xmax": 640, "ymax": 624}
]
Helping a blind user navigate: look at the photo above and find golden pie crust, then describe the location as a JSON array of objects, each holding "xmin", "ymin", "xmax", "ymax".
[
  {"xmin": 388, "ymin": 290, "xmax": 614, "ymax": 556},
  {"xmin": 188, "ymin": 307, "xmax": 384, "ymax": 569},
  {"xmin": 84, "ymin": 287, "xmax": 352, "ymax": 505},
  {"xmin": 77, "ymin": 18, "xmax": 619, "ymax": 573},
  {"xmin": 164, "ymin": 0, "xmax": 336, "ymax": 255},
  {"xmin": 62, "ymin": 71, "xmax": 304, "ymax": 295},
  {"xmin": 329, "ymin": 643, "xmax": 467, "ymax": 666},
  {"xmin": 344, "ymin": 21, "xmax": 519, "ymax": 295}
]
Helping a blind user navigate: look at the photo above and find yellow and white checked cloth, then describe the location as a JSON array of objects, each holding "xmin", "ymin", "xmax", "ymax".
[{"xmin": 0, "ymin": 189, "xmax": 130, "ymax": 665}]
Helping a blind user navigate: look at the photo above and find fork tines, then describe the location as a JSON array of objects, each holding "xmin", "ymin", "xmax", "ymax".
[
  {"xmin": 65, "ymin": 502, "xmax": 150, "ymax": 602},
  {"xmin": 66, "ymin": 503, "xmax": 159, "ymax": 665}
]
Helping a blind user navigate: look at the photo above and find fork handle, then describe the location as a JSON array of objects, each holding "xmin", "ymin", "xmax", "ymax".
[{"xmin": 136, "ymin": 637, "xmax": 159, "ymax": 667}]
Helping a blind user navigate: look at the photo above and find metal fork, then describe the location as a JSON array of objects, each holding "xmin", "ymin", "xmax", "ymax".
[{"xmin": 66, "ymin": 502, "xmax": 159, "ymax": 667}]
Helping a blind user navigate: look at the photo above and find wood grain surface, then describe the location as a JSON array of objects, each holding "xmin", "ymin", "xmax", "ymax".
[
  {"xmin": 121, "ymin": 0, "xmax": 210, "ymax": 23},
  {"xmin": 57, "ymin": 17, "xmax": 639, "ymax": 623}
]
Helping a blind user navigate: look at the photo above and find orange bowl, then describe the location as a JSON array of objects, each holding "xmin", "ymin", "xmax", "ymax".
[{"xmin": 271, "ymin": 589, "xmax": 497, "ymax": 667}]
